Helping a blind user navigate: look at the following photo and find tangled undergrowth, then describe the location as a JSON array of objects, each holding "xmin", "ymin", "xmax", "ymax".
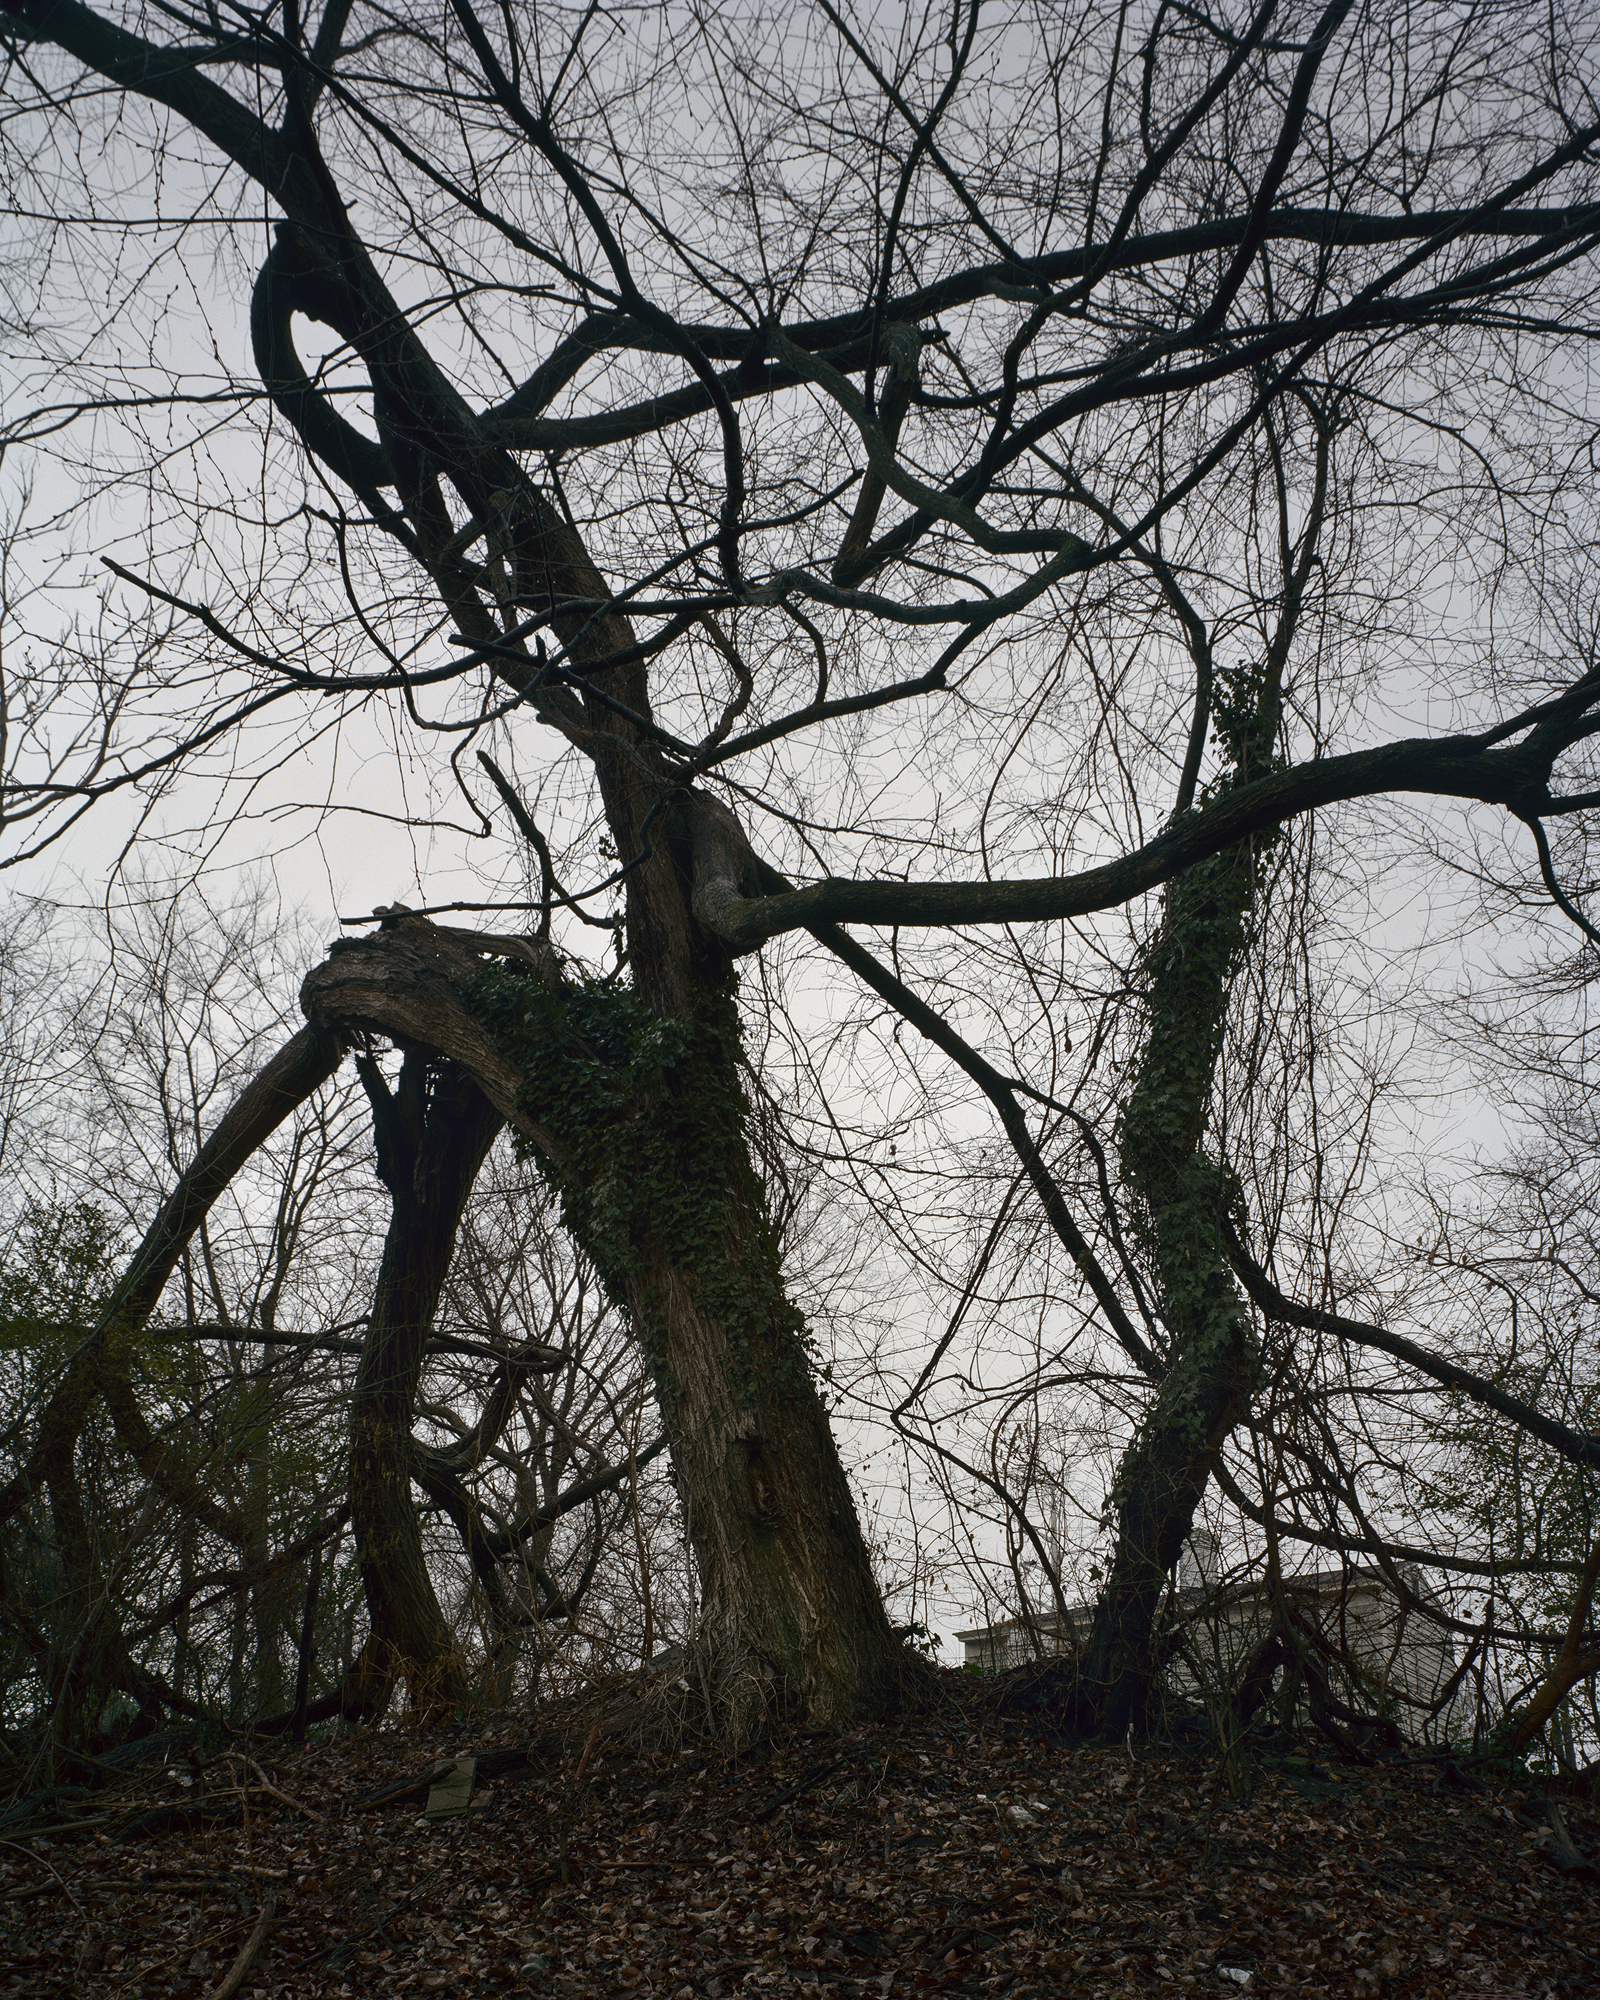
[{"xmin": 3, "ymin": 1674, "xmax": 1598, "ymax": 1997}]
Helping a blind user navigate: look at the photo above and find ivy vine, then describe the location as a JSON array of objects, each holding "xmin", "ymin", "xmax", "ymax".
[
  {"xmin": 1113, "ymin": 661, "xmax": 1288, "ymax": 1440},
  {"xmin": 467, "ymin": 964, "xmax": 813, "ymax": 1410}
]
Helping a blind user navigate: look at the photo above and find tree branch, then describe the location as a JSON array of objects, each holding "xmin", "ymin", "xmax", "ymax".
[
  {"xmin": 693, "ymin": 716, "xmax": 1593, "ymax": 948},
  {"xmin": 1223, "ymin": 1220, "xmax": 1600, "ymax": 1473}
]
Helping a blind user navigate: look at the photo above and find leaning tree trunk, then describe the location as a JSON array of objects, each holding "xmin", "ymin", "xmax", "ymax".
[
  {"xmin": 344, "ymin": 1049, "xmax": 504, "ymax": 1717},
  {"xmin": 162, "ymin": 87, "xmax": 915, "ymax": 1733},
  {"xmin": 1074, "ymin": 421, "xmax": 1330, "ymax": 1737},
  {"xmin": 470, "ymin": 965, "xmax": 905, "ymax": 1732},
  {"xmin": 303, "ymin": 911, "xmax": 907, "ymax": 1737},
  {"xmin": 246, "ymin": 133, "xmax": 907, "ymax": 1734},
  {"xmin": 527, "ymin": 534, "xmax": 907, "ymax": 1736},
  {"xmin": 1075, "ymin": 835, "xmax": 1263, "ymax": 1736}
]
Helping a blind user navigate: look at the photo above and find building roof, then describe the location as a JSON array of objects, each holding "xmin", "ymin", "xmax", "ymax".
[{"xmin": 953, "ymin": 1564, "xmax": 1408, "ymax": 1645}]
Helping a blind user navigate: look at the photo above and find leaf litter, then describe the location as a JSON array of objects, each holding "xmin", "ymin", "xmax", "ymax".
[{"xmin": 3, "ymin": 1677, "xmax": 1598, "ymax": 1997}]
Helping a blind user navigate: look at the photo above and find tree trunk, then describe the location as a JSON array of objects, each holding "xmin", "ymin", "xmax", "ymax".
[
  {"xmin": 346, "ymin": 1049, "xmax": 503, "ymax": 1716},
  {"xmin": 539, "ymin": 565, "xmax": 906, "ymax": 1734},
  {"xmin": 243, "ymin": 112, "xmax": 907, "ymax": 1736},
  {"xmin": 1075, "ymin": 425, "xmax": 1330, "ymax": 1736},
  {"xmin": 638, "ymin": 1250, "xmax": 904, "ymax": 1734},
  {"xmin": 1508, "ymin": 1532, "xmax": 1600, "ymax": 1756},
  {"xmin": 1078, "ymin": 842, "xmax": 1262, "ymax": 1736},
  {"xmin": 40, "ymin": 1424, "xmax": 110, "ymax": 1762},
  {"xmin": 612, "ymin": 994, "xmax": 903, "ymax": 1733},
  {"xmin": 304, "ymin": 916, "xmax": 908, "ymax": 1736}
]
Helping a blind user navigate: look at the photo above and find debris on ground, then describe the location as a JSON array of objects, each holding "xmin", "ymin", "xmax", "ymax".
[{"xmin": 3, "ymin": 1680, "xmax": 1597, "ymax": 1995}]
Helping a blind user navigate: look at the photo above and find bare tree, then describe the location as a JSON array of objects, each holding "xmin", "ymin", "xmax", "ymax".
[{"xmin": 4, "ymin": 0, "xmax": 1600, "ymax": 1742}]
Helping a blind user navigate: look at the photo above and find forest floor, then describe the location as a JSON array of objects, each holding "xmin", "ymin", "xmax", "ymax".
[{"xmin": 2, "ymin": 1673, "xmax": 1598, "ymax": 1998}]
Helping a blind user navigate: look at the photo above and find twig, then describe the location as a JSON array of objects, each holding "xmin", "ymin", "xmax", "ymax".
[
  {"xmin": 0, "ymin": 1834, "xmax": 84, "ymax": 1915},
  {"xmin": 141, "ymin": 1865, "xmax": 290, "ymax": 1884},
  {"xmin": 357, "ymin": 1735, "xmax": 551, "ymax": 1808},
  {"xmin": 753, "ymin": 1757, "xmax": 847, "ymax": 1823},
  {"xmin": 1459, "ymin": 1907, "xmax": 1538, "ymax": 1934},
  {"xmin": 6, "ymin": 1866, "xmax": 293, "ymax": 1900},
  {"xmin": 241, "ymin": 1755, "xmax": 326, "ymax": 1823},
  {"xmin": 357, "ymin": 1771, "xmax": 435, "ymax": 1808},
  {"xmin": 1354, "ymin": 1858, "xmax": 1598, "ymax": 1960},
  {"xmin": 208, "ymin": 1887, "xmax": 276, "ymax": 2000},
  {"xmin": 297, "ymin": 1873, "xmax": 438, "ymax": 1971},
  {"xmin": 572, "ymin": 1720, "xmax": 603, "ymax": 1782}
]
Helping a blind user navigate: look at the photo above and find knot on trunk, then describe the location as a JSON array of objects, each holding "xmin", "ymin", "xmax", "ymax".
[
  {"xmin": 740, "ymin": 1434, "xmax": 779, "ymax": 1532},
  {"xmin": 688, "ymin": 793, "xmax": 768, "ymax": 956}
]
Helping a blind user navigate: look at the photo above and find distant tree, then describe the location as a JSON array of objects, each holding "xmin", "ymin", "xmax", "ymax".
[{"xmin": 0, "ymin": 1199, "xmax": 125, "ymax": 1748}]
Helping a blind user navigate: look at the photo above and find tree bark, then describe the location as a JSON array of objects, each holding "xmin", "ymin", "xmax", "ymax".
[
  {"xmin": 617, "ymin": 1049, "xmax": 904, "ymax": 1733},
  {"xmin": 248, "ymin": 112, "xmax": 908, "ymax": 1734},
  {"xmin": 303, "ymin": 915, "xmax": 908, "ymax": 1734},
  {"xmin": 1076, "ymin": 842, "xmax": 1262, "ymax": 1736},
  {"xmin": 1072, "ymin": 422, "xmax": 1332, "ymax": 1737},
  {"xmin": 347, "ymin": 1049, "xmax": 503, "ymax": 1717}
]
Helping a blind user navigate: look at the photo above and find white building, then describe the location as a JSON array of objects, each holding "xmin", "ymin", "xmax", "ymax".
[{"xmin": 955, "ymin": 1545, "xmax": 1466, "ymax": 1739}]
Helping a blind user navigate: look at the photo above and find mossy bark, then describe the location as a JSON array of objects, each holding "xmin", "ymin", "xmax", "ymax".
[
  {"xmin": 630, "ymin": 1056, "xmax": 904, "ymax": 1734},
  {"xmin": 1078, "ymin": 425, "xmax": 1329, "ymax": 1735},
  {"xmin": 302, "ymin": 915, "xmax": 907, "ymax": 1736},
  {"xmin": 1078, "ymin": 843, "xmax": 1263, "ymax": 1734},
  {"xmin": 457, "ymin": 493, "xmax": 908, "ymax": 1732},
  {"xmin": 468, "ymin": 968, "xmax": 905, "ymax": 1735}
]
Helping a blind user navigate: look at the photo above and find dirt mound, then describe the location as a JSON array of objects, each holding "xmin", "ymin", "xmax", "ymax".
[{"xmin": 3, "ymin": 1684, "xmax": 1597, "ymax": 1995}]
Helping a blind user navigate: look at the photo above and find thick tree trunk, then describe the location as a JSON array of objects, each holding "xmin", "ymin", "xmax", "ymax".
[
  {"xmin": 652, "ymin": 1275, "xmax": 905, "ymax": 1732},
  {"xmin": 347, "ymin": 1050, "xmax": 503, "ymax": 1716},
  {"xmin": 539, "ymin": 580, "xmax": 906, "ymax": 1732},
  {"xmin": 245, "ymin": 121, "xmax": 911, "ymax": 1734},
  {"xmin": 304, "ymin": 916, "xmax": 908, "ymax": 1735},
  {"xmin": 614, "ymin": 1006, "xmax": 903, "ymax": 1733}
]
